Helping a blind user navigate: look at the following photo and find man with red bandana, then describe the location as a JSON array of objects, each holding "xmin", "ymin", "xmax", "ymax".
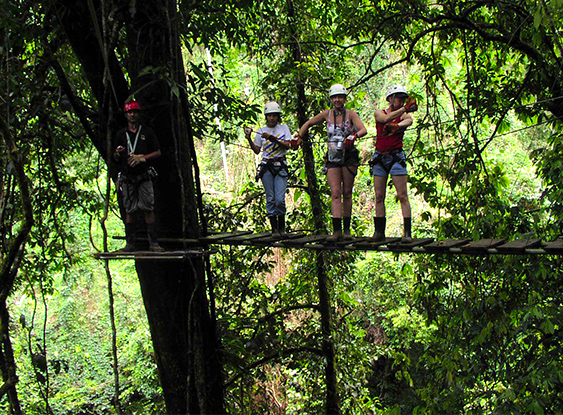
[{"xmin": 113, "ymin": 99, "xmax": 164, "ymax": 252}]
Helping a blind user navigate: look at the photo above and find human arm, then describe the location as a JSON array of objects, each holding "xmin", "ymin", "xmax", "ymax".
[
  {"xmin": 262, "ymin": 131, "xmax": 290, "ymax": 150},
  {"xmin": 113, "ymin": 145, "xmax": 125, "ymax": 161},
  {"xmin": 127, "ymin": 149, "xmax": 161, "ymax": 167},
  {"xmin": 383, "ymin": 113, "xmax": 414, "ymax": 135},
  {"xmin": 375, "ymin": 97, "xmax": 418, "ymax": 124},
  {"xmin": 374, "ymin": 107, "xmax": 407, "ymax": 124},
  {"xmin": 343, "ymin": 111, "xmax": 367, "ymax": 148},
  {"xmin": 245, "ymin": 127, "xmax": 261, "ymax": 154},
  {"xmin": 296, "ymin": 110, "xmax": 329, "ymax": 140}
]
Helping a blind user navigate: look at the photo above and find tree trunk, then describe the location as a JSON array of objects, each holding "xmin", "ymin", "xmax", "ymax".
[
  {"xmin": 52, "ymin": 0, "xmax": 225, "ymax": 412},
  {"xmin": 0, "ymin": 112, "xmax": 33, "ymax": 415},
  {"xmin": 287, "ymin": 1, "xmax": 340, "ymax": 412}
]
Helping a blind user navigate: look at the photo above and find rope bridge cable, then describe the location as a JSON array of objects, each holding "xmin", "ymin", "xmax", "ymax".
[
  {"xmin": 191, "ymin": 109, "xmax": 561, "ymax": 179},
  {"xmin": 216, "ymin": 113, "xmax": 560, "ymax": 152},
  {"xmin": 222, "ymin": 115, "xmax": 556, "ymax": 162},
  {"xmin": 215, "ymin": 93, "xmax": 563, "ymax": 140}
]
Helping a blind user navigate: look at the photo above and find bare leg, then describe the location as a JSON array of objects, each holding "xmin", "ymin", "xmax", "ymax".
[
  {"xmin": 391, "ymin": 175, "xmax": 411, "ymax": 218},
  {"xmin": 392, "ymin": 174, "xmax": 412, "ymax": 241},
  {"xmin": 373, "ymin": 175, "xmax": 388, "ymax": 217},
  {"xmin": 326, "ymin": 167, "xmax": 343, "ymax": 218},
  {"xmin": 342, "ymin": 166, "xmax": 357, "ymax": 217},
  {"xmin": 144, "ymin": 211, "xmax": 156, "ymax": 224}
]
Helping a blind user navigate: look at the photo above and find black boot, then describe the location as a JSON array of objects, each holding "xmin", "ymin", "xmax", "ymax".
[
  {"xmin": 277, "ymin": 215, "xmax": 288, "ymax": 238},
  {"xmin": 326, "ymin": 217, "xmax": 343, "ymax": 242},
  {"xmin": 147, "ymin": 222, "xmax": 164, "ymax": 252},
  {"xmin": 371, "ymin": 217, "xmax": 386, "ymax": 242},
  {"xmin": 343, "ymin": 216, "xmax": 353, "ymax": 240},
  {"xmin": 269, "ymin": 215, "xmax": 277, "ymax": 234},
  {"xmin": 402, "ymin": 217, "xmax": 412, "ymax": 243},
  {"xmin": 118, "ymin": 222, "xmax": 137, "ymax": 252}
]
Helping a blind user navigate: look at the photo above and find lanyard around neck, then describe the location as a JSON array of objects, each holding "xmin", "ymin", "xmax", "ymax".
[
  {"xmin": 126, "ymin": 125, "xmax": 142, "ymax": 154},
  {"xmin": 333, "ymin": 108, "xmax": 346, "ymax": 131}
]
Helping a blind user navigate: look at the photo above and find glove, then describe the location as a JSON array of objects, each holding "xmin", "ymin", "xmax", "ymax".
[
  {"xmin": 384, "ymin": 122, "xmax": 400, "ymax": 135},
  {"xmin": 344, "ymin": 134, "xmax": 356, "ymax": 148},
  {"xmin": 404, "ymin": 97, "xmax": 418, "ymax": 113},
  {"xmin": 128, "ymin": 154, "xmax": 146, "ymax": 167},
  {"xmin": 265, "ymin": 133, "xmax": 277, "ymax": 143}
]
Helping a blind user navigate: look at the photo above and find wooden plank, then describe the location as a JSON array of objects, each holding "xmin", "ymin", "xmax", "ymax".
[
  {"xmin": 388, "ymin": 238, "xmax": 435, "ymax": 252},
  {"xmin": 496, "ymin": 239, "xmax": 542, "ymax": 252},
  {"xmin": 199, "ymin": 231, "xmax": 253, "ymax": 243},
  {"xmin": 278, "ymin": 234, "xmax": 329, "ymax": 247},
  {"xmin": 222, "ymin": 232, "xmax": 273, "ymax": 245},
  {"xmin": 459, "ymin": 239, "xmax": 506, "ymax": 254},
  {"xmin": 250, "ymin": 234, "xmax": 294, "ymax": 246},
  {"xmin": 250, "ymin": 234, "xmax": 311, "ymax": 247},
  {"xmin": 94, "ymin": 250, "xmax": 212, "ymax": 261},
  {"xmin": 113, "ymin": 236, "xmax": 200, "ymax": 245},
  {"xmin": 543, "ymin": 239, "xmax": 563, "ymax": 254},
  {"xmin": 335, "ymin": 236, "xmax": 368, "ymax": 247},
  {"xmin": 424, "ymin": 239, "xmax": 471, "ymax": 252},
  {"xmin": 352, "ymin": 237, "xmax": 402, "ymax": 250},
  {"xmin": 270, "ymin": 233, "xmax": 307, "ymax": 247},
  {"xmin": 307, "ymin": 237, "xmax": 369, "ymax": 251}
]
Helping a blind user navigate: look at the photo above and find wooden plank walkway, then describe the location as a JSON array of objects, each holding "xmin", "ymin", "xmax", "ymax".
[
  {"xmin": 95, "ymin": 232, "xmax": 563, "ymax": 260},
  {"xmin": 200, "ymin": 232, "xmax": 563, "ymax": 256}
]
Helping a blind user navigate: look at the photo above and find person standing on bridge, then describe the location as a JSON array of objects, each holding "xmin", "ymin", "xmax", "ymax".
[
  {"xmin": 245, "ymin": 102, "xmax": 299, "ymax": 239},
  {"xmin": 113, "ymin": 99, "xmax": 164, "ymax": 252},
  {"xmin": 370, "ymin": 84, "xmax": 418, "ymax": 243},
  {"xmin": 297, "ymin": 84, "xmax": 367, "ymax": 242}
]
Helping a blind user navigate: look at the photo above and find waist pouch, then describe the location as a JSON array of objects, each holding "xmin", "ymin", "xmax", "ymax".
[{"xmin": 327, "ymin": 135, "xmax": 346, "ymax": 164}]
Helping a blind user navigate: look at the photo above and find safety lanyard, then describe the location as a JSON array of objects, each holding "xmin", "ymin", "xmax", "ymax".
[{"xmin": 126, "ymin": 125, "xmax": 142, "ymax": 154}]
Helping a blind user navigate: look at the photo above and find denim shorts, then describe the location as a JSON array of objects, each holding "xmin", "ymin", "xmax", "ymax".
[{"xmin": 371, "ymin": 151, "xmax": 408, "ymax": 176}]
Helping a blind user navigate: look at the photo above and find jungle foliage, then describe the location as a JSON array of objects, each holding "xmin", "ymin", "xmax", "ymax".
[{"xmin": 1, "ymin": 0, "xmax": 563, "ymax": 414}]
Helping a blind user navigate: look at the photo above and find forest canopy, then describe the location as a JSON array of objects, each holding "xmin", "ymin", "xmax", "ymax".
[{"xmin": 1, "ymin": 0, "xmax": 563, "ymax": 414}]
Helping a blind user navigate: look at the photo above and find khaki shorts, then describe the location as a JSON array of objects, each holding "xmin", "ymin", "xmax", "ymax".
[{"xmin": 121, "ymin": 179, "xmax": 155, "ymax": 214}]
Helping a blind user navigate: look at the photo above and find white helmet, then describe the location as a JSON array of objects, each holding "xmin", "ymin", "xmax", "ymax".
[
  {"xmin": 329, "ymin": 84, "xmax": 348, "ymax": 97},
  {"xmin": 264, "ymin": 101, "xmax": 282, "ymax": 115},
  {"xmin": 386, "ymin": 84, "xmax": 408, "ymax": 101}
]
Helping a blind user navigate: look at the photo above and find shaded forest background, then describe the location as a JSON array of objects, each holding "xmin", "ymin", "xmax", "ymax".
[{"xmin": 2, "ymin": 0, "xmax": 563, "ymax": 414}]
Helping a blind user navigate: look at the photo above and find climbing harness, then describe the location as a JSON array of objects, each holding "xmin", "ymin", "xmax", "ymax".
[
  {"xmin": 256, "ymin": 157, "xmax": 288, "ymax": 181},
  {"xmin": 369, "ymin": 148, "xmax": 407, "ymax": 175}
]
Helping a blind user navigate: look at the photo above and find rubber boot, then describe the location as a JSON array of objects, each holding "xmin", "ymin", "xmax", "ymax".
[
  {"xmin": 326, "ymin": 217, "xmax": 343, "ymax": 243},
  {"xmin": 269, "ymin": 216, "xmax": 281, "ymax": 239},
  {"xmin": 343, "ymin": 216, "xmax": 353, "ymax": 240},
  {"xmin": 147, "ymin": 222, "xmax": 164, "ymax": 252},
  {"xmin": 371, "ymin": 217, "xmax": 386, "ymax": 242},
  {"xmin": 277, "ymin": 215, "xmax": 288, "ymax": 238},
  {"xmin": 402, "ymin": 217, "xmax": 412, "ymax": 243},
  {"xmin": 118, "ymin": 222, "xmax": 137, "ymax": 252}
]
